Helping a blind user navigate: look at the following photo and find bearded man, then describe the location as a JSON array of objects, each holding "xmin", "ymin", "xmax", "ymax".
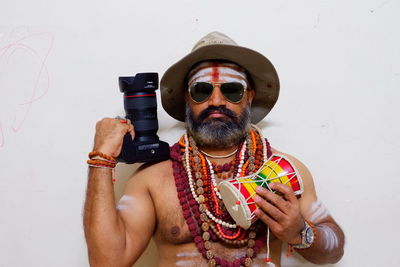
[{"xmin": 83, "ymin": 32, "xmax": 345, "ymax": 267}]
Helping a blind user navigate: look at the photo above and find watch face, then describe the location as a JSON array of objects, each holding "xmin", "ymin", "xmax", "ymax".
[{"xmin": 305, "ymin": 227, "xmax": 314, "ymax": 244}]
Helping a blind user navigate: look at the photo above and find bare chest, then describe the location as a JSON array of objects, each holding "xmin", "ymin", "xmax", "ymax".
[
  {"xmin": 148, "ymin": 166, "xmax": 283, "ymax": 266},
  {"xmin": 149, "ymin": 172, "xmax": 192, "ymax": 245}
]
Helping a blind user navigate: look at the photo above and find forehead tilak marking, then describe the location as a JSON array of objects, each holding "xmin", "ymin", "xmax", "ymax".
[
  {"xmin": 188, "ymin": 62, "xmax": 247, "ymax": 80},
  {"xmin": 188, "ymin": 71, "xmax": 247, "ymax": 88},
  {"xmin": 189, "ymin": 67, "xmax": 246, "ymax": 82},
  {"xmin": 188, "ymin": 66, "xmax": 248, "ymax": 87},
  {"xmin": 211, "ymin": 63, "xmax": 219, "ymax": 83}
]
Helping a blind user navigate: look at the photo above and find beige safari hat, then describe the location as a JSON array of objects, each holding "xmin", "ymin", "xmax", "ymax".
[{"xmin": 160, "ymin": 31, "xmax": 280, "ymax": 124}]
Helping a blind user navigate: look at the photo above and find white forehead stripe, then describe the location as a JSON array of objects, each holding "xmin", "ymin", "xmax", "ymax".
[
  {"xmin": 189, "ymin": 66, "xmax": 246, "ymax": 82},
  {"xmin": 188, "ymin": 66, "xmax": 247, "ymax": 88},
  {"xmin": 188, "ymin": 61, "xmax": 246, "ymax": 76}
]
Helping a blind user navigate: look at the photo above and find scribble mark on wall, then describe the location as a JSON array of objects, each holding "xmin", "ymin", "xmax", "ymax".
[{"xmin": 0, "ymin": 28, "xmax": 54, "ymax": 147}]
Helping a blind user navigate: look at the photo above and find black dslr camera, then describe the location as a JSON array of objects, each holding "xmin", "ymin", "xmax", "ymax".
[{"xmin": 117, "ymin": 73, "xmax": 170, "ymax": 164}]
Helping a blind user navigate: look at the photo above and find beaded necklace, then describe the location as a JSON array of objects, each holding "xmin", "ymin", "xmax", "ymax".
[{"xmin": 172, "ymin": 125, "xmax": 272, "ymax": 267}]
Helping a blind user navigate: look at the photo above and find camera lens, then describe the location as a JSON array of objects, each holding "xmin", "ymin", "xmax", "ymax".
[{"xmin": 119, "ymin": 73, "xmax": 160, "ymax": 143}]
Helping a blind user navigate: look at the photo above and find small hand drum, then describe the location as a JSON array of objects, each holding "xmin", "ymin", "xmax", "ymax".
[{"xmin": 219, "ymin": 154, "xmax": 304, "ymax": 229}]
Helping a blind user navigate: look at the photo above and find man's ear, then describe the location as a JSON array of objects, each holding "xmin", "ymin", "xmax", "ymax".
[{"xmin": 247, "ymin": 89, "xmax": 255, "ymax": 104}]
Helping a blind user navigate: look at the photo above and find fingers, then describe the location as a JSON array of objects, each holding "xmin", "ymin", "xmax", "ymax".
[
  {"xmin": 256, "ymin": 185, "xmax": 292, "ymax": 214},
  {"xmin": 112, "ymin": 117, "xmax": 134, "ymax": 133},
  {"xmin": 127, "ymin": 123, "xmax": 135, "ymax": 140},
  {"xmin": 121, "ymin": 119, "xmax": 135, "ymax": 140},
  {"xmin": 254, "ymin": 194, "xmax": 285, "ymax": 222},
  {"xmin": 254, "ymin": 208, "xmax": 279, "ymax": 229},
  {"xmin": 269, "ymin": 182, "xmax": 298, "ymax": 204},
  {"xmin": 93, "ymin": 117, "xmax": 135, "ymax": 156},
  {"xmin": 254, "ymin": 183, "xmax": 304, "ymax": 244}
]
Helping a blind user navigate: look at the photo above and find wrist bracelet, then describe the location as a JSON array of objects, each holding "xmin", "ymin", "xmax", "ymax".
[
  {"xmin": 87, "ymin": 159, "xmax": 116, "ymax": 168},
  {"xmin": 87, "ymin": 159, "xmax": 117, "ymax": 184},
  {"xmin": 88, "ymin": 151, "xmax": 116, "ymax": 162},
  {"xmin": 88, "ymin": 164, "xmax": 114, "ymax": 169}
]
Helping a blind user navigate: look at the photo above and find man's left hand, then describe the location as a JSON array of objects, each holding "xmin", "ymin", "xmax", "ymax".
[{"xmin": 254, "ymin": 183, "xmax": 305, "ymax": 244}]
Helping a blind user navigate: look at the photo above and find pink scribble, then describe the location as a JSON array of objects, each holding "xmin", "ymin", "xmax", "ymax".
[{"xmin": 0, "ymin": 29, "xmax": 54, "ymax": 147}]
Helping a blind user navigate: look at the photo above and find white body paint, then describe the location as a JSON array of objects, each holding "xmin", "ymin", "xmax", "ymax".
[
  {"xmin": 306, "ymin": 199, "xmax": 330, "ymax": 223},
  {"xmin": 188, "ymin": 63, "xmax": 248, "ymax": 88},
  {"xmin": 305, "ymin": 199, "xmax": 339, "ymax": 251},
  {"xmin": 116, "ymin": 195, "xmax": 134, "ymax": 211},
  {"xmin": 176, "ymin": 252, "xmax": 200, "ymax": 257},
  {"xmin": 318, "ymin": 224, "xmax": 339, "ymax": 251},
  {"xmin": 175, "ymin": 260, "xmax": 196, "ymax": 266},
  {"xmin": 175, "ymin": 252, "xmax": 200, "ymax": 266}
]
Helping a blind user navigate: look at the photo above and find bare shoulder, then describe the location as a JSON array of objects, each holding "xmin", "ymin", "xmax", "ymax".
[
  {"xmin": 134, "ymin": 160, "xmax": 173, "ymax": 179},
  {"xmin": 270, "ymin": 147, "xmax": 318, "ymax": 205},
  {"xmin": 124, "ymin": 160, "xmax": 174, "ymax": 192},
  {"xmin": 271, "ymin": 147, "xmax": 312, "ymax": 181}
]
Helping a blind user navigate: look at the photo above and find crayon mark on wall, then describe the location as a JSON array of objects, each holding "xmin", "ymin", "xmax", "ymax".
[{"xmin": 0, "ymin": 28, "xmax": 54, "ymax": 147}]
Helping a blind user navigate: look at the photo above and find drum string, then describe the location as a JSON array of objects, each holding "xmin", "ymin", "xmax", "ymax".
[
  {"xmin": 266, "ymin": 225, "xmax": 271, "ymax": 265},
  {"xmin": 232, "ymin": 171, "xmax": 297, "ymax": 189},
  {"xmin": 262, "ymin": 156, "xmax": 284, "ymax": 180},
  {"xmin": 233, "ymin": 170, "xmax": 298, "ymax": 220},
  {"xmin": 231, "ymin": 155, "xmax": 286, "ymax": 185}
]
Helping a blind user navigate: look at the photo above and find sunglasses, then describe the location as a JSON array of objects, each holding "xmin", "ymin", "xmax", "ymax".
[{"xmin": 189, "ymin": 82, "xmax": 246, "ymax": 103}]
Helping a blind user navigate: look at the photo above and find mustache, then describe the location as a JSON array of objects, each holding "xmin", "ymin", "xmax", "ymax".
[{"xmin": 198, "ymin": 106, "xmax": 238, "ymax": 121}]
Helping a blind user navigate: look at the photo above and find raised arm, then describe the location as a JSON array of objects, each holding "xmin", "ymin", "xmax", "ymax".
[
  {"xmin": 83, "ymin": 118, "xmax": 156, "ymax": 266},
  {"xmin": 254, "ymin": 149, "xmax": 345, "ymax": 264}
]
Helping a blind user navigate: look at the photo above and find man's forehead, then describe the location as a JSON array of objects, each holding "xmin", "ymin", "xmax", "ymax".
[
  {"xmin": 187, "ymin": 61, "xmax": 250, "ymax": 88},
  {"xmin": 188, "ymin": 61, "xmax": 246, "ymax": 78}
]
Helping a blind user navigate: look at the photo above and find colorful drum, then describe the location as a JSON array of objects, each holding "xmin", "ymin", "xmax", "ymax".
[{"xmin": 219, "ymin": 154, "xmax": 304, "ymax": 229}]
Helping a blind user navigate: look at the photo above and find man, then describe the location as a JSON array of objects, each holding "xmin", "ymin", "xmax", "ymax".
[{"xmin": 84, "ymin": 32, "xmax": 345, "ymax": 267}]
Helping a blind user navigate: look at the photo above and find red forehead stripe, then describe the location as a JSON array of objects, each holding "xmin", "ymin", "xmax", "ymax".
[
  {"xmin": 188, "ymin": 62, "xmax": 247, "ymax": 81},
  {"xmin": 212, "ymin": 64, "xmax": 219, "ymax": 83}
]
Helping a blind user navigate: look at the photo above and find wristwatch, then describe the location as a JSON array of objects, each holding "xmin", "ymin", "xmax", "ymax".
[{"xmin": 292, "ymin": 221, "xmax": 315, "ymax": 249}]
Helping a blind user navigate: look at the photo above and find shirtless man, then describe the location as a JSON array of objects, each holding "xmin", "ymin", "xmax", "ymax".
[{"xmin": 83, "ymin": 32, "xmax": 345, "ymax": 266}]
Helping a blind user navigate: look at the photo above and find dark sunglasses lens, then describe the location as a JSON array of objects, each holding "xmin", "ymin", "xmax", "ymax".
[
  {"xmin": 190, "ymin": 82, "xmax": 214, "ymax": 102},
  {"xmin": 221, "ymin": 82, "xmax": 244, "ymax": 102}
]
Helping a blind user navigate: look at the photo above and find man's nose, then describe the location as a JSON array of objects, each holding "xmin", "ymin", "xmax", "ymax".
[{"xmin": 207, "ymin": 85, "xmax": 227, "ymax": 106}]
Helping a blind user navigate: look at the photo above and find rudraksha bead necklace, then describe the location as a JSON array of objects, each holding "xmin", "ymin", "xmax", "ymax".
[{"xmin": 172, "ymin": 125, "xmax": 272, "ymax": 266}]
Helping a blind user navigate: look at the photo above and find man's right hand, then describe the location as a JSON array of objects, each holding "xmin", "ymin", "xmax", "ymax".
[{"xmin": 93, "ymin": 118, "xmax": 135, "ymax": 158}]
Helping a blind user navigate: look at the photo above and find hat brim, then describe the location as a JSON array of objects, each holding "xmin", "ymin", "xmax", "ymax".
[{"xmin": 160, "ymin": 44, "xmax": 280, "ymax": 124}]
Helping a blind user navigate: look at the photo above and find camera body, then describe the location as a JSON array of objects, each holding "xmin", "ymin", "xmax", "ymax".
[{"xmin": 117, "ymin": 73, "xmax": 170, "ymax": 164}]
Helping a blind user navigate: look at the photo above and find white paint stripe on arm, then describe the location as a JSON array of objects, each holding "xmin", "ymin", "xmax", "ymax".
[
  {"xmin": 304, "ymin": 199, "xmax": 339, "ymax": 251},
  {"xmin": 116, "ymin": 195, "xmax": 134, "ymax": 211},
  {"xmin": 306, "ymin": 199, "xmax": 330, "ymax": 223},
  {"xmin": 318, "ymin": 224, "xmax": 339, "ymax": 251}
]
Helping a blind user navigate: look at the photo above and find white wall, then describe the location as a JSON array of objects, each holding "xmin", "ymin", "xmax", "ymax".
[{"xmin": 1, "ymin": 0, "xmax": 399, "ymax": 266}]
